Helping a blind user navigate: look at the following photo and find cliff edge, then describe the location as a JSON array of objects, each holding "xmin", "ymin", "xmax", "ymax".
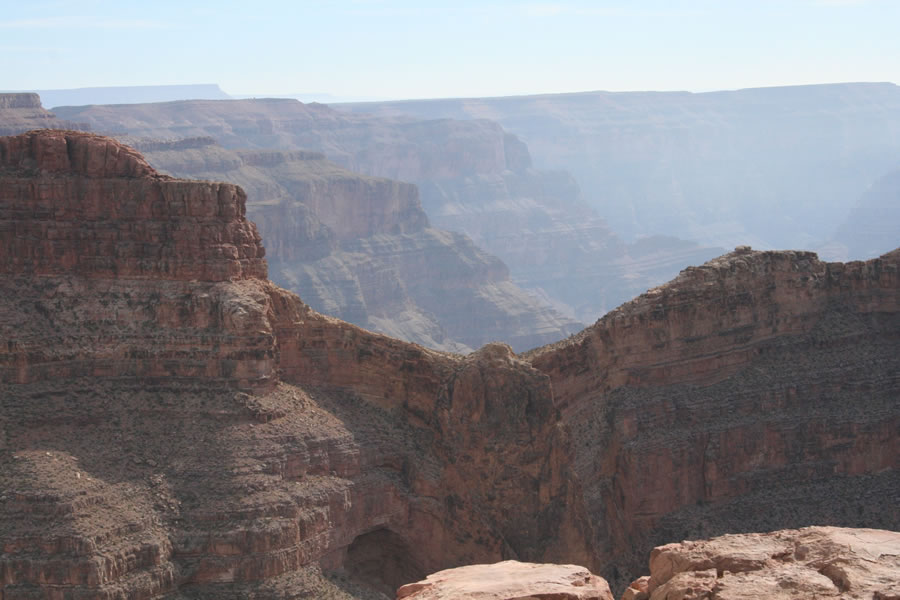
[{"xmin": 0, "ymin": 131, "xmax": 594, "ymax": 599}]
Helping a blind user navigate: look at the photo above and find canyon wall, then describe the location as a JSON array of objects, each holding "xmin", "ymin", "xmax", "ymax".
[
  {"xmin": 342, "ymin": 82, "xmax": 900, "ymax": 253},
  {"xmin": 132, "ymin": 136, "xmax": 582, "ymax": 352},
  {"xmin": 2, "ymin": 131, "xmax": 898, "ymax": 599},
  {"xmin": 0, "ymin": 131, "xmax": 593, "ymax": 599},
  {"xmin": 0, "ymin": 93, "xmax": 86, "ymax": 136},
  {"xmin": 53, "ymin": 99, "xmax": 720, "ymax": 323},
  {"xmin": 527, "ymin": 246, "xmax": 900, "ymax": 591}
]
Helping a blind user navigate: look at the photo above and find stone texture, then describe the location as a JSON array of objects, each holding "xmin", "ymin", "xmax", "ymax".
[
  {"xmin": 396, "ymin": 561, "xmax": 613, "ymax": 600},
  {"xmin": 2, "ymin": 130, "xmax": 899, "ymax": 599},
  {"xmin": 0, "ymin": 131, "xmax": 593, "ymax": 599},
  {"xmin": 527, "ymin": 246, "xmax": 900, "ymax": 591},
  {"xmin": 53, "ymin": 99, "xmax": 720, "ymax": 324},
  {"xmin": 628, "ymin": 527, "xmax": 900, "ymax": 600},
  {"xmin": 0, "ymin": 130, "xmax": 267, "ymax": 283},
  {"xmin": 0, "ymin": 93, "xmax": 86, "ymax": 136},
  {"xmin": 134, "ymin": 136, "xmax": 582, "ymax": 352}
]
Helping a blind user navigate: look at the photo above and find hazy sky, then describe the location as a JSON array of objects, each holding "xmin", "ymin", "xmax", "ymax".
[{"xmin": 2, "ymin": 0, "xmax": 898, "ymax": 100}]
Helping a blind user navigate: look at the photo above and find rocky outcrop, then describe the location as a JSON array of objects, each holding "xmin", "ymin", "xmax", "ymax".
[
  {"xmin": 625, "ymin": 527, "xmax": 900, "ymax": 600},
  {"xmin": 135, "ymin": 137, "xmax": 582, "ymax": 352},
  {"xmin": 53, "ymin": 99, "xmax": 719, "ymax": 323},
  {"xmin": 0, "ymin": 93, "xmax": 85, "ymax": 136},
  {"xmin": 3, "ymin": 130, "xmax": 899, "ymax": 599},
  {"xmin": 396, "ymin": 561, "xmax": 613, "ymax": 600},
  {"xmin": 0, "ymin": 131, "xmax": 593, "ymax": 599},
  {"xmin": 527, "ymin": 246, "xmax": 900, "ymax": 591}
]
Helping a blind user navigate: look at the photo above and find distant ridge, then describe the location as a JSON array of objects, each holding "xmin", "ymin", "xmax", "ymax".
[{"xmin": 4, "ymin": 84, "xmax": 231, "ymax": 108}]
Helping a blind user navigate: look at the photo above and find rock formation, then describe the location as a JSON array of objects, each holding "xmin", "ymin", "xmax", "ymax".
[
  {"xmin": 526, "ymin": 246, "xmax": 900, "ymax": 591},
  {"xmin": 0, "ymin": 131, "xmax": 594, "ymax": 599},
  {"xmin": 343, "ymin": 82, "xmax": 900, "ymax": 252},
  {"xmin": 2, "ymin": 130, "xmax": 898, "ymax": 599},
  {"xmin": 52, "ymin": 98, "xmax": 720, "ymax": 323},
  {"xmin": 0, "ymin": 93, "xmax": 85, "ymax": 136},
  {"xmin": 128, "ymin": 136, "xmax": 582, "ymax": 352},
  {"xmin": 624, "ymin": 526, "xmax": 900, "ymax": 600},
  {"xmin": 396, "ymin": 561, "xmax": 613, "ymax": 600}
]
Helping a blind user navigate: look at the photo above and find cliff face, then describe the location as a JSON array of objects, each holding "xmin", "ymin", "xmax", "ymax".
[
  {"xmin": 527, "ymin": 246, "xmax": 900, "ymax": 591},
  {"xmin": 342, "ymin": 82, "xmax": 900, "ymax": 252},
  {"xmin": 0, "ymin": 131, "xmax": 593, "ymax": 599},
  {"xmin": 0, "ymin": 93, "xmax": 85, "ymax": 136},
  {"xmin": 134, "ymin": 137, "xmax": 581, "ymax": 352},
  {"xmin": 53, "ymin": 99, "xmax": 719, "ymax": 323}
]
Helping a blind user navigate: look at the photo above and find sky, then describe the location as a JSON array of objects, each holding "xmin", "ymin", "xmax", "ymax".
[{"xmin": 1, "ymin": 0, "xmax": 898, "ymax": 100}]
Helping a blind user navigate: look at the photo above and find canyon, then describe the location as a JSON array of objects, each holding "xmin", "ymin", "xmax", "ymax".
[
  {"xmin": 1, "ymin": 131, "xmax": 898, "ymax": 599},
  {"xmin": 824, "ymin": 165, "xmax": 900, "ymax": 262},
  {"xmin": 0, "ymin": 93, "xmax": 85, "ymax": 136},
  {"xmin": 527, "ymin": 244, "xmax": 900, "ymax": 589},
  {"xmin": 342, "ymin": 82, "xmax": 900, "ymax": 254},
  {"xmin": 53, "ymin": 97, "xmax": 722, "ymax": 323},
  {"xmin": 129, "ymin": 135, "xmax": 582, "ymax": 353},
  {"xmin": 0, "ymin": 130, "xmax": 593, "ymax": 599}
]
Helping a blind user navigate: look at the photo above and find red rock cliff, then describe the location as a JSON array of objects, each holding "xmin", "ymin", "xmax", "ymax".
[
  {"xmin": 0, "ymin": 130, "xmax": 267, "ymax": 281},
  {"xmin": 0, "ymin": 131, "xmax": 594, "ymax": 599},
  {"xmin": 528, "ymin": 246, "xmax": 900, "ymax": 591}
]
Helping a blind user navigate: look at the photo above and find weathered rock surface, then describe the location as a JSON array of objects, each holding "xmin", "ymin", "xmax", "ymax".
[
  {"xmin": 132, "ymin": 136, "xmax": 582, "ymax": 352},
  {"xmin": 396, "ymin": 561, "xmax": 613, "ymax": 600},
  {"xmin": 0, "ymin": 131, "xmax": 594, "ymax": 599},
  {"xmin": 53, "ymin": 98, "xmax": 720, "ymax": 323},
  {"xmin": 3, "ymin": 130, "xmax": 899, "ymax": 599},
  {"xmin": 527, "ymin": 246, "xmax": 900, "ymax": 591},
  {"xmin": 626, "ymin": 527, "xmax": 900, "ymax": 600},
  {"xmin": 0, "ymin": 93, "xmax": 86, "ymax": 136},
  {"xmin": 343, "ymin": 82, "xmax": 900, "ymax": 252}
]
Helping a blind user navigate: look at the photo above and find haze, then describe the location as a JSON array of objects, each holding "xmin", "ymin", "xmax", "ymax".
[{"xmin": 3, "ymin": 0, "xmax": 899, "ymax": 100}]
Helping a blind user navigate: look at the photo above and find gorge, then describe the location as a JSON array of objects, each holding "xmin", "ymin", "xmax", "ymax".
[{"xmin": 1, "ymin": 130, "xmax": 898, "ymax": 598}]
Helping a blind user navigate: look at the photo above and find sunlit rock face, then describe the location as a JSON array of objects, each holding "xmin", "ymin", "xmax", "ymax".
[
  {"xmin": 130, "ymin": 136, "xmax": 583, "ymax": 353},
  {"xmin": 527, "ymin": 246, "xmax": 900, "ymax": 591},
  {"xmin": 624, "ymin": 527, "xmax": 900, "ymax": 600},
  {"xmin": 0, "ymin": 130, "xmax": 594, "ymax": 599},
  {"xmin": 396, "ymin": 560, "xmax": 614, "ymax": 600},
  {"xmin": 2, "ymin": 130, "xmax": 898, "ymax": 600}
]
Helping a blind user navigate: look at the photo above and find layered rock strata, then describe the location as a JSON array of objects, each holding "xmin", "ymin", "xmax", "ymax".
[
  {"xmin": 3, "ymin": 130, "xmax": 899, "ymax": 598},
  {"xmin": 53, "ymin": 99, "xmax": 720, "ymax": 323},
  {"xmin": 624, "ymin": 526, "xmax": 900, "ymax": 600},
  {"xmin": 396, "ymin": 561, "xmax": 613, "ymax": 600},
  {"xmin": 131, "ymin": 136, "xmax": 582, "ymax": 352},
  {"xmin": 0, "ymin": 93, "xmax": 85, "ymax": 136},
  {"xmin": 527, "ymin": 246, "xmax": 900, "ymax": 591},
  {"xmin": 343, "ymin": 82, "xmax": 900, "ymax": 251},
  {"xmin": 0, "ymin": 131, "xmax": 593, "ymax": 599}
]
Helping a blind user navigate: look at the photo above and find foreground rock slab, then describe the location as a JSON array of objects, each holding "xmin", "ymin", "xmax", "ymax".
[
  {"xmin": 628, "ymin": 526, "xmax": 900, "ymax": 600},
  {"xmin": 396, "ymin": 560, "xmax": 613, "ymax": 600}
]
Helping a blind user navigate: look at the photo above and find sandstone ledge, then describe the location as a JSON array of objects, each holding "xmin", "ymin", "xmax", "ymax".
[
  {"xmin": 627, "ymin": 526, "xmax": 900, "ymax": 600},
  {"xmin": 396, "ymin": 560, "xmax": 613, "ymax": 600}
]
